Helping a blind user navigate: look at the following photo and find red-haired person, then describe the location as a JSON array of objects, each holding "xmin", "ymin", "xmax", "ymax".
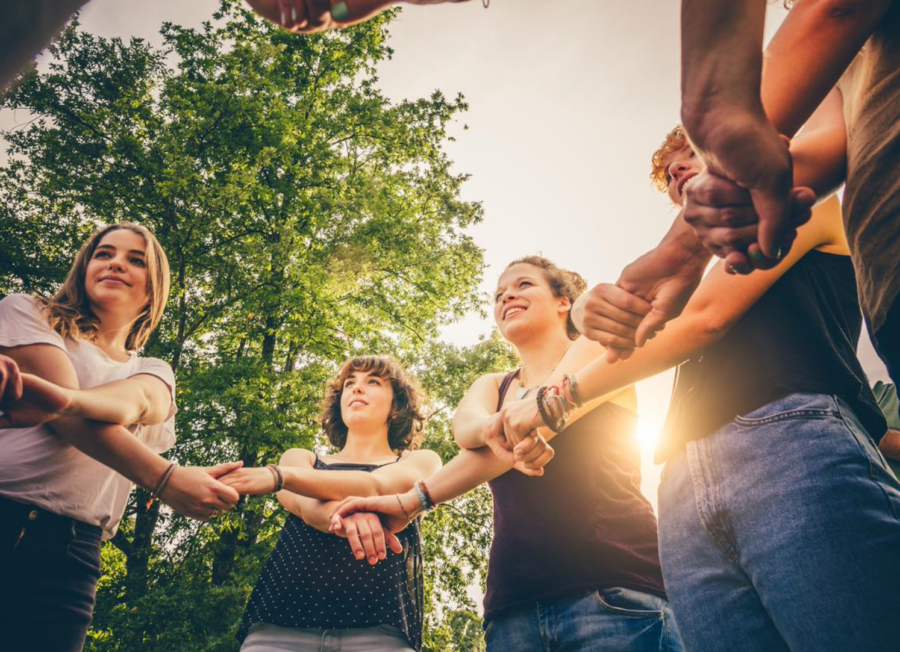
[
  {"xmin": 487, "ymin": 118, "xmax": 900, "ymax": 651},
  {"xmin": 0, "ymin": 224, "xmax": 241, "ymax": 652},
  {"xmin": 220, "ymin": 356, "xmax": 441, "ymax": 651}
]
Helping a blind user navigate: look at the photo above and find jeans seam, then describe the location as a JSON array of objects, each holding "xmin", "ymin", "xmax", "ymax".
[
  {"xmin": 688, "ymin": 439, "xmax": 739, "ymax": 563},
  {"xmin": 594, "ymin": 592, "xmax": 665, "ymax": 618},
  {"xmin": 734, "ymin": 408, "xmax": 839, "ymax": 427}
]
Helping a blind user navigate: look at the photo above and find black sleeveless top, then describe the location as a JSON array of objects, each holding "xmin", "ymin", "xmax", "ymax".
[
  {"xmin": 483, "ymin": 373, "xmax": 666, "ymax": 619},
  {"xmin": 658, "ymin": 250, "xmax": 887, "ymax": 461},
  {"xmin": 237, "ymin": 456, "xmax": 423, "ymax": 649}
]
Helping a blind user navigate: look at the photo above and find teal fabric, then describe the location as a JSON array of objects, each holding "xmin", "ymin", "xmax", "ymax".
[{"xmin": 873, "ymin": 382, "xmax": 900, "ymax": 477}]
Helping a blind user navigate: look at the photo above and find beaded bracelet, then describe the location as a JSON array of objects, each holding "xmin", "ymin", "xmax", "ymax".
[
  {"xmin": 146, "ymin": 461, "xmax": 178, "ymax": 509},
  {"xmin": 536, "ymin": 387, "xmax": 562, "ymax": 433},
  {"xmin": 413, "ymin": 480, "xmax": 436, "ymax": 512},
  {"xmin": 419, "ymin": 479, "xmax": 436, "ymax": 510}
]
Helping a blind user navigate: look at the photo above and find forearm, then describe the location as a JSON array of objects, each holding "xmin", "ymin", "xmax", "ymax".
[
  {"xmin": 281, "ymin": 493, "xmax": 339, "ymax": 532},
  {"xmin": 415, "ymin": 448, "xmax": 508, "ymax": 507},
  {"xmin": 762, "ymin": 0, "xmax": 893, "ymax": 138},
  {"xmin": 281, "ymin": 466, "xmax": 383, "ymax": 501},
  {"xmin": 69, "ymin": 379, "xmax": 159, "ymax": 426},
  {"xmin": 574, "ymin": 311, "xmax": 718, "ymax": 408},
  {"xmin": 681, "ymin": 0, "xmax": 767, "ymax": 144},
  {"xmin": 656, "ymin": 213, "xmax": 713, "ymax": 271},
  {"xmin": 48, "ymin": 417, "xmax": 169, "ymax": 489},
  {"xmin": 1, "ymin": 0, "xmax": 88, "ymax": 90},
  {"xmin": 452, "ymin": 406, "xmax": 492, "ymax": 449}
]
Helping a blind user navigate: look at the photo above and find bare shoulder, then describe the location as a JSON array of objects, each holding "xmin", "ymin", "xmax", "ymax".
[
  {"xmin": 279, "ymin": 448, "xmax": 316, "ymax": 466},
  {"xmin": 400, "ymin": 448, "xmax": 442, "ymax": 473}
]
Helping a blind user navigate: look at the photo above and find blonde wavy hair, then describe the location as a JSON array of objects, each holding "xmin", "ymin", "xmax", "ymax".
[{"xmin": 40, "ymin": 223, "xmax": 170, "ymax": 351}]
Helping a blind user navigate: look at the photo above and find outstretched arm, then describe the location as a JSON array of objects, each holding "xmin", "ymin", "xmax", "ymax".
[
  {"xmin": 500, "ymin": 195, "xmax": 848, "ymax": 444},
  {"xmin": 1, "ymin": 0, "xmax": 88, "ymax": 91},
  {"xmin": 1, "ymin": 372, "xmax": 172, "ymax": 429},
  {"xmin": 221, "ymin": 447, "xmax": 443, "ymax": 500},
  {"xmin": 1, "ymin": 342, "xmax": 240, "ymax": 520}
]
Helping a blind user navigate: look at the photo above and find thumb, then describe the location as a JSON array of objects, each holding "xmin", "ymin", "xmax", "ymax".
[
  {"xmin": 750, "ymin": 184, "xmax": 790, "ymax": 259},
  {"xmin": 789, "ymin": 186, "xmax": 816, "ymax": 228},
  {"xmin": 385, "ymin": 529, "xmax": 403, "ymax": 554},
  {"xmin": 331, "ymin": 514, "xmax": 346, "ymax": 537},
  {"xmin": 207, "ymin": 460, "xmax": 244, "ymax": 478},
  {"xmin": 635, "ymin": 309, "xmax": 668, "ymax": 348}
]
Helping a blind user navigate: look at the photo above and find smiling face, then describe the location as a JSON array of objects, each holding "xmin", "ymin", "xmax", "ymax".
[
  {"xmin": 339, "ymin": 370, "xmax": 395, "ymax": 433},
  {"xmin": 662, "ymin": 144, "xmax": 703, "ymax": 207},
  {"xmin": 84, "ymin": 228, "xmax": 151, "ymax": 321},
  {"xmin": 493, "ymin": 263, "xmax": 571, "ymax": 345}
]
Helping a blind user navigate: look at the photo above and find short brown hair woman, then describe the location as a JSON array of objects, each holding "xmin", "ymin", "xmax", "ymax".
[{"xmin": 222, "ymin": 355, "xmax": 441, "ymax": 651}]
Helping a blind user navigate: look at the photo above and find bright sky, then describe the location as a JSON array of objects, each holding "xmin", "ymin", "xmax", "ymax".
[{"xmin": 11, "ymin": 0, "xmax": 891, "ymax": 509}]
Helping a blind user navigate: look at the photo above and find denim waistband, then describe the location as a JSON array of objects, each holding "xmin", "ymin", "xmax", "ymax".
[{"xmin": 0, "ymin": 494, "xmax": 102, "ymax": 539}]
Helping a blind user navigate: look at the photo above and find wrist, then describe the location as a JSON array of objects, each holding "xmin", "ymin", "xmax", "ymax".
[
  {"xmin": 659, "ymin": 217, "xmax": 712, "ymax": 270},
  {"xmin": 137, "ymin": 454, "xmax": 172, "ymax": 491},
  {"xmin": 61, "ymin": 387, "xmax": 79, "ymax": 418},
  {"xmin": 401, "ymin": 489, "xmax": 425, "ymax": 520}
]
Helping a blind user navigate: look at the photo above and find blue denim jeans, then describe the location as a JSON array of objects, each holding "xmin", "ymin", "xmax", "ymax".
[
  {"xmin": 483, "ymin": 588, "xmax": 683, "ymax": 652},
  {"xmin": 658, "ymin": 393, "xmax": 900, "ymax": 652},
  {"xmin": 0, "ymin": 495, "xmax": 102, "ymax": 652}
]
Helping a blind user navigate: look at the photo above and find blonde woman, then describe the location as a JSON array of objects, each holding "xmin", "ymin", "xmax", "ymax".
[{"xmin": 0, "ymin": 223, "xmax": 240, "ymax": 652}]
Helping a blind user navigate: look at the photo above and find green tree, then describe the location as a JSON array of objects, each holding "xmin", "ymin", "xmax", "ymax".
[{"xmin": 0, "ymin": 3, "xmax": 515, "ymax": 649}]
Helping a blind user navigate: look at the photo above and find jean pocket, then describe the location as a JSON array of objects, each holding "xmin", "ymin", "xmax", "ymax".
[
  {"xmin": 595, "ymin": 587, "xmax": 665, "ymax": 618},
  {"xmin": 65, "ymin": 531, "xmax": 102, "ymax": 580},
  {"xmin": 733, "ymin": 394, "xmax": 839, "ymax": 427}
]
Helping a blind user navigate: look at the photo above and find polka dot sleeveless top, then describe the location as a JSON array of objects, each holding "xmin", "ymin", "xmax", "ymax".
[{"xmin": 237, "ymin": 456, "xmax": 424, "ymax": 650}]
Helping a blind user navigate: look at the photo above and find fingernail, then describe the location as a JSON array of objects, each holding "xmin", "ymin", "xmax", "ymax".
[
  {"xmin": 733, "ymin": 263, "xmax": 750, "ymax": 274},
  {"xmin": 775, "ymin": 245, "xmax": 784, "ymax": 260},
  {"xmin": 355, "ymin": 552, "xmax": 364, "ymax": 560},
  {"xmin": 331, "ymin": 1, "xmax": 349, "ymax": 20},
  {"xmin": 750, "ymin": 249, "xmax": 764, "ymax": 262},
  {"xmin": 369, "ymin": 556, "xmax": 377, "ymax": 564}
]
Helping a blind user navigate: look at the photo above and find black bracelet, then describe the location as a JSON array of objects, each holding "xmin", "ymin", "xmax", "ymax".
[
  {"xmin": 266, "ymin": 464, "xmax": 284, "ymax": 492},
  {"xmin": 536, "ymin": 387, "xmax": 564, "ymax": 434}
]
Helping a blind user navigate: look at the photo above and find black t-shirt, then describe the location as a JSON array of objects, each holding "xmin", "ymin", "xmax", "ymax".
[
  {"xmin": 483, "ymin": 372, "xmax": 666, "ymax": 619},
  {"xmin": 658, "ymin": 250, "xmax": 887, "ymax": 461},
  {"xmin": 237, "ymin": 456, "xmax": 423, "ymax": 649}
]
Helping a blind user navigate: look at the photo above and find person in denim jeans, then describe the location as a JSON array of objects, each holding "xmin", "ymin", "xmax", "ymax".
[
  {"xmin": 493, "ymin": 121, "xmax": 900, "ymax": 650},
  {"xmin": 332, "ymin": 257, "xmax": 682, "ymax": 652}
]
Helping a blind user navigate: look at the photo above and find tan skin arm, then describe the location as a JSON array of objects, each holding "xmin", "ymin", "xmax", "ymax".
[
  {"xmin": 498, "ymin": 194, "xmax": 847, "ymax": 448},
  {"xmin": 0, "ymin": 343, "xmax": 240, "ymax": 520},
  {"xmin": 220, "ymin": 447, "xmax": 442, "ymax": 499},
  {"xmin": 2, "ymin": 371, "xmax": 173, "ymax": 429}
]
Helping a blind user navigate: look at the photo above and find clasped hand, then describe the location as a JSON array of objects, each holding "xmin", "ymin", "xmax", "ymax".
[{"xmin": 483, "ymin": 401, "xmax": 555, "ymax": 476}]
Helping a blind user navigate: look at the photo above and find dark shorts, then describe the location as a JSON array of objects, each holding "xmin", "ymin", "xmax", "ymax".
[{"xmin": 0, "ymin": 494, "xmax": 103, "ymax": 652}]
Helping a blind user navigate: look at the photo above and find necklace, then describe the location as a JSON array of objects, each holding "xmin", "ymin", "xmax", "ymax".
[{"xmin": 515, "ymin": 342, "xmax": 572, "ymax": 400}]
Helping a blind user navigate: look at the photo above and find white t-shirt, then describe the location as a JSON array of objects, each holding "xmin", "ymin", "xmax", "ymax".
[{"xmin": 0, "ymin": 294, "xmax": 176, "ymax": 538}]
